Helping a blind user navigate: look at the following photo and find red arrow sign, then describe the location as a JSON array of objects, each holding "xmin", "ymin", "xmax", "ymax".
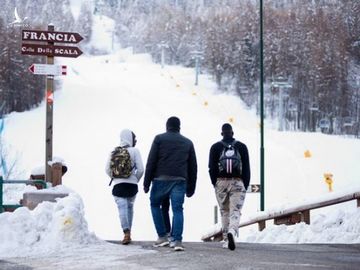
[
  {"xmin": 22, "ymin": 43, "xmax": 83, "ymax": 58},
  {"xmin": 29, "ymin": 64, "xmax": 34, "ymax": 73},
  {"xmin": 22, "ymin": 30, "xmax": 83, "ymax": 44}
]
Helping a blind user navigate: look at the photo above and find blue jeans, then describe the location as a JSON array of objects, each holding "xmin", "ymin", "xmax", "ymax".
[
  {"xmin": 114, "ymin": 195, "xmax": 136, "ymax": 232},
  {"xmin": 150, "ymin": 180, "xmax": 186, "ymax": 241},
  {"xmin": 161, "ymin": 198, "xmax": 171, "ymax": 234}
]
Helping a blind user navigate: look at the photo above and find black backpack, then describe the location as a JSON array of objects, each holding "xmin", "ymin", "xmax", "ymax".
[{"xmin": 218, "ymin": 141, "xmax": 242, "ymax": 175}]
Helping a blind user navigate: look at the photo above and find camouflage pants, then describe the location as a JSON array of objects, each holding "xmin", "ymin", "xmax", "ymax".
[{"xmin": 215, "ymin": 179, "xmax": 246, "ymax": 240}]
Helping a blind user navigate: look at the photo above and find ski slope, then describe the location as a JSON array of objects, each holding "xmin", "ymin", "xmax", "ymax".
[{"xmin": 3, "ymin": 16, "xmax": 360, "ymax": 243}]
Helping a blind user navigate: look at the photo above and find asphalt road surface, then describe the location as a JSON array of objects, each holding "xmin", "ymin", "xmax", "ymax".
[
  {"xmin": 124, "ymin": 242, "xmax": 360, "ymax": 270},
  {"xmin": 1, "ymin": 242, "xmax": 360, "ymax": 270}
]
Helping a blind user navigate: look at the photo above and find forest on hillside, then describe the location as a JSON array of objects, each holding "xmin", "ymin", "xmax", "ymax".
[
  {"xmin": 0, "ymin": 0, "xmax": 92, "ymax": 115},
  {"xmin": 0, "ymin": 0, "xmax": 359, "ymax": 136}
]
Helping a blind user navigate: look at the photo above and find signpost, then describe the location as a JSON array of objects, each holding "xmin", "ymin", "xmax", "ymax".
[
  {"xmin": 45, "ymin": 25, "xmax": 55, "ymax": 184},
  {"xmin": 21, "ymin": 25, "xmax": 83, "ymax": 184},
  {"xmin": 28, "ymin": 64, "xmax": 67, "ymax": 76}
]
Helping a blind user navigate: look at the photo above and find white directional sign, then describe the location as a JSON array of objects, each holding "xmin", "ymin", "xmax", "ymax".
[
  {"xmin": 28, "ymin": 64, "xmax": 67, "ymax": 76},
  {"xmin": 247, "ymin": 184, "xmax": 261, "ymax": 193}
]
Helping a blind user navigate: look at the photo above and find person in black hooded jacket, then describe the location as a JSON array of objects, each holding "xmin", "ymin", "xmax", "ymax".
[
  {"xmin": 144, "ymin": 116, "xmax": 197, "ymax": 251},
  {"xmin": 208, "ymin": 123, "xmax": 250, "ymax": 251}
]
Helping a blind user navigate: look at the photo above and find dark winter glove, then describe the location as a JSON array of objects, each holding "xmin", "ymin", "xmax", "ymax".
[
  {"xmin": 186, "ymin": 190, "xmax": 194, "ymax": 198},
  {"xmin": 144, "ymin": 186, "xmax": 149, "ymax": 193}
]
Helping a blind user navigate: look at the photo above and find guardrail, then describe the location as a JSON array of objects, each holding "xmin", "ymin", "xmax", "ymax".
[
  {"xmin": 202, "ymin": 190, "xmax": 360, "ymax": 241},
  {"xmin": 0, "ymin": 176, "xmax": 47, "ymax": 213}
]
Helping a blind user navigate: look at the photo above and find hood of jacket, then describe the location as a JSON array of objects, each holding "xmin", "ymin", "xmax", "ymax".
[{"xmin": 119, "ymin": 129, "xmax": 133, "ymax": 147}]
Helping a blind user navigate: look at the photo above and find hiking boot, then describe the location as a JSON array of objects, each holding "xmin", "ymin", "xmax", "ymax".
[
  {"xmin": 227, "ymin": 229, "xmax": 236, "ymax": 251},
  {"xmin": 153, "ymin": 236, "xmax": 169, "ymax": 247},
  {"xmin": 122, "ymin": 231, "xmax": 131, "ymax": 245},
  {"xmin": 173, "ymin": 241, "xmax": 185, "ymax": 251}
]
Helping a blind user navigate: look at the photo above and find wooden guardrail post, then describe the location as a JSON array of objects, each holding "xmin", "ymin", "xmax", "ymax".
[
  {"xmin": 258, "ymin": 220, "xmax": 266, "ymax": 231},
  {"xmin": 300, "ymin": 210, "xmax": 310, "ymax": 224},
  {"xmin": 357, "ymin": 198, "xmax": 360, "ymax": 208},
  {"xmin": 213, "ymin": 233, "xmax": 223, "ymax": 242},
  {"xmin": 51, "ymin": 162, "xmax": 63, "ymax": 186},
  {"xmin": 30, "ymin": 163, "xmax": 67, "ymax": 187}
]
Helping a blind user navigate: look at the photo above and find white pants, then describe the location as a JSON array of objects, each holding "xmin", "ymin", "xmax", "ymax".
[
  {"xmin": 215, "ymin": 180, "xmax": 246, "ymax": 239},
  {"xmin": 114, "ymin": 195, "xmax": 136, "ymax": 232}
]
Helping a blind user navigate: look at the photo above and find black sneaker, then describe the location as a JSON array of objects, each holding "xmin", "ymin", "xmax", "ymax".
[{"xmin": 227, "ymin": 229, "xmax": 236, "ymax": 251}]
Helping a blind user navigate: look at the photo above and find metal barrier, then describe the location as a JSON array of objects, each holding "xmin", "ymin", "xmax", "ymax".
[{"xmin": 0, "ymin": 176, "xmax": 47, "ymax": 213}]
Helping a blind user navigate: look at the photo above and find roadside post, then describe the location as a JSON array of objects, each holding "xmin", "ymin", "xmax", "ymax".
[
  {"xmin": 324, "ymin": 173, "xmax": 333, "ymax": 192},
  {"xmin": 21, "ymin": 25, "xmax": 83, "ymax": 185}
]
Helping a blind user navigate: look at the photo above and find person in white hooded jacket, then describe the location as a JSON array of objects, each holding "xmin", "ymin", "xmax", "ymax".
[{"xmin": 106, "ymin": 129, "xmax": 144, "ymax": 245}]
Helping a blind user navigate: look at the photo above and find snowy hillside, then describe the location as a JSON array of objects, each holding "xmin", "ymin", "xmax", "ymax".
[{"xmin": 1, "ymin": 15, "xmax": 360, "ymax": 258}]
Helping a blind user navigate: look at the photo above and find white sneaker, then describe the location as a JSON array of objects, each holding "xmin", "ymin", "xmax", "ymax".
[
  {"xmin": 173, "ymin": 241, "xmax": 185, "ymax": 251},
  {"xmin": 227, "ymin": 229, "xmax": 236, "ymax": 251},
  {"xmin": 222, "ymin": 241, "xmax": 228, "ymax": 249},
  {"xmin": 153, "ymin": 237, "xmax": 169, "ymax": 247}
]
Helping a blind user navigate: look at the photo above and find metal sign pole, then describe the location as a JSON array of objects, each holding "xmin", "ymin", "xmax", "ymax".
[
  {"xmin": 45, "ymin": 24, "xmax": 54, "ymax": 183},
  {"xmin": 259, "ymin": 0, "xmax": 265, "ymax": 211}
]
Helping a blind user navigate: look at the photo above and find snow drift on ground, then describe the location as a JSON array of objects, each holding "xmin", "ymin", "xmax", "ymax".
[{"xmin": 0, "ymin": 186, "xmax": 153, "ymax": 260}]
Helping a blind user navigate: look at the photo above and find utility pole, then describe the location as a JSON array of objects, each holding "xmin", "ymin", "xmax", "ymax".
[
  {"xmin": 191, "ymin": 51, "xmax": 204, "ymax": 86},
  {"xmin": 271, "ymin": 77, "xmax": 292, "ymax": 131},
  {"xmin": 111, "ymin": 30, "xmax": 114, "ymax": 51},
  {"xmin": 158, "ymin": 42, "xmax": 168, "ymax": 69}
]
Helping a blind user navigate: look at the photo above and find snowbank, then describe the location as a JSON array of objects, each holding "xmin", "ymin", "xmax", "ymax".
[
  {"xmin": 0, "ymin": 191, "xmax": 99, "ymax": 257},
  {"xmin": 245, "ymin": 207, "xmax": 360, "ymax": 243}
]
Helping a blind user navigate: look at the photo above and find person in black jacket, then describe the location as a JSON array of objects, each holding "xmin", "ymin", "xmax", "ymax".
[
  {"xmin": 208, "ymin": 123, "xmax": 250, "ymax": 251},
  {"xmin": 144, "ymin": 116, "xmax": 197, "ymax": 251}
]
